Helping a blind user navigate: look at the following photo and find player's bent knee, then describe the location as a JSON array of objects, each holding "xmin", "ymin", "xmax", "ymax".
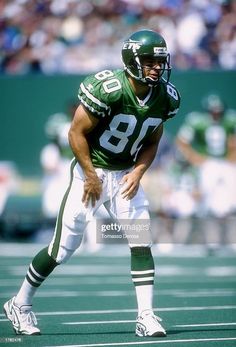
[
  {"xmin": 54, "ymin": 246, "xmax": 75, "ymax": 264},
  {"xmin": 129, "ymin": 241, "xmax": 153, "ymax": 249}
]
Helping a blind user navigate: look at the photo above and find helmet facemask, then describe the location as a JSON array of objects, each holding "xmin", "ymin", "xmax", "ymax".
[{"xmin": 139, "ymin": 54, "xmax": 171, "ymax": 86}]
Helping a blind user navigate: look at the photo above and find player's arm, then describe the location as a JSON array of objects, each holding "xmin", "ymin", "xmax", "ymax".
[
  {"xmin": 68, "ymin": 104, "xmax": 102, "ymax": 207},
  {"xmin": 121, "ymin": 123, "xmax": 163, "ymax": 200},
  {"xmin": 176, "ymin": 136, "xmax": 207, "ymax": 166},
  {"xmin": 226, "ymin": 115, "xmax": 236, "ymax": 162},
  {"xmin": 175, "ymin": 115, "xmax": 207, "ymax": 166},
  {"xmin": 227, "ymin": 134, "xmax": 236, "ymax": 162}
]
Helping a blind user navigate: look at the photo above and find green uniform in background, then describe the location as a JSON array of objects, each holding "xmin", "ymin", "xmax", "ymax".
[{"xmin": 178, "ymin": 110, "xmax": 236, "ymax": 158}]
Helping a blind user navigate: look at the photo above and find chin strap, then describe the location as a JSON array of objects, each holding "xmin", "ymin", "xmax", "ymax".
[{"xmin": 145, "ymin": 77, "xmax": 160, "ymax": 86}]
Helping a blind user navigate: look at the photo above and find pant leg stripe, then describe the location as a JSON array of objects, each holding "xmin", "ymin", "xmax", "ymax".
[{"xmin": 51, "ymin": 158, "xmax": 77, "ymax": 260}]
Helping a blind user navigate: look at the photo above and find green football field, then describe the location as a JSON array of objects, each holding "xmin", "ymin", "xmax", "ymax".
[{"xmin": 0, "ymin": 243, "xmax": 236, "ymax": 347}]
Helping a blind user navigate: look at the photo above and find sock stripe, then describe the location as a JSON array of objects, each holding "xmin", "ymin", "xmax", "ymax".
[
  {"xmin": 135, "ymin": 280, "xmax": 154, "ymax": 286},
  {"xmin": 26, "ymin": 274, "xmax": 40, "ymax": 287},
  {"xmin": 29, "ymin": 264, "xmax": 46, "ymax": 281},
  {"xmin": 131, "ymin": 270, "xmax": 154, "ymax": 275},
  {"xmin": 26, "ymin": 264, "xmax": 46, "ymax": 288},
  {"xmin": 132, "ymin": 274, "xmax": 154, "ymax": 280},
  {"xmin": 26, "ymin": 271, "xmax": 42, "ymax": 285},
  {"xmin": 131, "ymin": 269, "xmax": 154, "ymax": 286},
  {"xmin": 130, "ymin": 246, "xmax": 155, "ymax": 287},
  {"xmin": 132, "ymin": 276, "xmax": 154, "ymax": 283}
]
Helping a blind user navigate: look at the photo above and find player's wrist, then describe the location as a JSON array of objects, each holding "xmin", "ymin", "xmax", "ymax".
[
  {"xmin": 133, "ymin": 165, "xmax": 146, "ymax": 178},
  {"xmin": 84, "ymin": 172, "xmax": 99, "ymax": 181}
]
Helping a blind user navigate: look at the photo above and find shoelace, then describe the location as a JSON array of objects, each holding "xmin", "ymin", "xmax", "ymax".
[
  {"xmin": 152, "ymin": 315, "xmax": 163, "ymax": 324},
  {"xmin": 139, "ymin": 311, "xmax": 163, "ymax": 323},
  {"xmin": 25, "ymin": 311, "xmax": 38, "ymax": 326}
]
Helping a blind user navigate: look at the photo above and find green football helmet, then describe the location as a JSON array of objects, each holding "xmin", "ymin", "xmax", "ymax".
[
  {"xmin": 122, "ymin": 29, "xmax": 171, "ymax": 86},
  {"xmin": 45, "ymin": 113, "xmax": 69, "ymax": 140},
  {"xmin": 202, "ymin": 93, "xmax": 225, "ymax": 115}
]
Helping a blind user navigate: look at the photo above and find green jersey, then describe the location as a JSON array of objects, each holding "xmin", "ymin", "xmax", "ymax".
[
  {"xmin": 78, "ymin": 69, "xmax": 180, "ymax": 170},
  {"xmin": 178, "ymin": 110, "xmax": 236, "ymax": 157}
]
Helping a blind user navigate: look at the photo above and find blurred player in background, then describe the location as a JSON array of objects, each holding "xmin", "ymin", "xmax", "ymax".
[
  {"xmin": 40, "ymin": 108, "xmax": 74, "ymax": 221},
  {"xmin": 40, "ymin": 101, "xmax": 103, "ymax": 252},
  {"xmin": 4, "ymin": 29, "xmax": 180, "ymax": 337},
  {"xmin": 176, "ymin": 93, "xmax": 236, "ymax": 248}
]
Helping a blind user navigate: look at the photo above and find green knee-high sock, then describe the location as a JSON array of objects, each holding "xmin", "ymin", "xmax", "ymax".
[
  {"xmin": 130, "ymin": 247, "xmax": 155, "ymax": 315},
  {"xmin": 131, "ymin": 247, "xmax": 155, "ymax": 285},
  {"xmin": 15, "ymin": 247, "xmax": 58, "ymax": 306},
  {"xmin": 26, "ymin": 246, "xmax": 58, "ymax": 287}
]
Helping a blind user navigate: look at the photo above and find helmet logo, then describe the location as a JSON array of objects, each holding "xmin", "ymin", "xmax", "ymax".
[
  {"xmin": 153, "ymin": 47, "xmax": 167, "ymax": 57},
  {"xmin": 123, "ymin": 40, "xmax": 141, "ymax": 51}
]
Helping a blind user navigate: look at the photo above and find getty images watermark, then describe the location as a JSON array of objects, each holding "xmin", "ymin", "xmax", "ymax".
[
  {"xmin": 96, "ymin": 219, "xmax": 152, "ymax": 244},
  {"xmin": 0, "ymin": 337, "xmax": 22, "ymax": 343}
]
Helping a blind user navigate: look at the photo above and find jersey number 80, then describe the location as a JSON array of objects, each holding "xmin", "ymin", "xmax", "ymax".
[{"xmin": 95, "ymin": 70, "xmax": 172, "ymax": 156}]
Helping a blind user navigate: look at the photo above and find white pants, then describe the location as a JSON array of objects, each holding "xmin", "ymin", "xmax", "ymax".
[
  {"xmin": 48, "ymin": 159, "xmax": 152, "ymax": 263},
  {"xmin": 198, "ymin": 159, "xmax": 236, "ymax": 217}
]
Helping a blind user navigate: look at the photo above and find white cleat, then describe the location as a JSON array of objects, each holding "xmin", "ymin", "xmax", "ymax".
[
  {"xmin": 136, "ymin": 310, "xmax": 166, "ymax": 337},
  {"xmin": 3, "ymin": 297, "xmax": 40, "ymax": 335}
]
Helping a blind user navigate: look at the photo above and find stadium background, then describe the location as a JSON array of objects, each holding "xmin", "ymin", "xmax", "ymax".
[
  {"xmin": 1, "ymin": 70, "xmax": 236, "ymax": 176},
  {"xmin": 0, "ymin": 1, "xmax": 236, "ymax": 346}
]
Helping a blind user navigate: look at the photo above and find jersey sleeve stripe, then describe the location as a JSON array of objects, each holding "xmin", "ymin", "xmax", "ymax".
[
  {"xmin": 80, "ymin": 83, "xmax": 111, "ymax": 113},
  {"xmin": 79, "ymin": 97, "xmax": 106, "ymax": 118}
]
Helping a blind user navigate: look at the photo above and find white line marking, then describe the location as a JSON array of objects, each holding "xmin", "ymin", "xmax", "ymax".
[
  {"xmin": 44, "ymin": 337, "xmax": 236, "ymax": 347},
  {"xmin": 9, "ymin": 264, "xmax": 236, "ymax": 277},
  {"xmin": 176, "ymin": 322, "xmax": 236, "ymax": 327},
  {"xmin": 171, "ymin": 289, "xmax": 236, "ymax": 298},
  {"xmin": 1, "ymin": 305, "xmax": 235, "ymax": 318},
  {"xmin": 206, "ymin": 266, "xmax": 236, "ymax": 276},
  {"xmin": 63, "ymin": 320, "xmax": 236, "ymax": 327},
  {"xmin": 1, "ymin": 277, "xmax": 236, "ymax": 287},
  {"xmin": 5, "ymin": 317, "xmax": 236, "ymax": 328},
  {"xmin": 27, "ymin": 304, "xmax": 236, "ymax": 316},
  {"xmin": 63, "ymin": 320, "xmax": 134, "ymax": 325},
  {"xmin": 1, "ymin": 288, "xmax": 235, "ymax": 299}
]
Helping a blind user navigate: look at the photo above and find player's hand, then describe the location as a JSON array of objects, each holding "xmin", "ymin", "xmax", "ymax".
[
  {"xmin": 120, "ymin": 171, "xmax": 141, "ymax": 200},
  {"xmin": 82, "ymin": 175, "xmax": 102, "ymax": 207}
]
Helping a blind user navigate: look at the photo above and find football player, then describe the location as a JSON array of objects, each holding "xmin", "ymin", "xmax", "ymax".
[
  {"xmin": 176, "ymin": 94, "xmax": 236, "ymax": 246},
  {"xmin": 176, "ymin": 93, "xmax": 236, "ymax": 165},
  {"xmin": 4, "ymin": 29, "xmax": 180, "ymax": 337}
]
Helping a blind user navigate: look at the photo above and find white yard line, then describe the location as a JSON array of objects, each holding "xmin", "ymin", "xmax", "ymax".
[
  {"xmin": 1, "ymin": 288, "xmax": 235, "ymax": 299},
  {"xmin": 1, "ymin": 304, "xmax": 236, "ymax": 318},
  {"xmin": 176, "ymin": 322, "xmax": 236, "ymax": 327},
  {"xmin": 1, "ymin": 277, "xmax": 236, "ymax": 286},
  {"xmin": 63, "ymin": 320, "xmax": 135, "ymax": 325},
  {"xmin": 63, "ymin": 320, "xmax": 236, "ymax": 327},
  {"xmin": 8, "ymin": 264, "xmax": 236, "ymax": 277},
  {"xmin": 0, "ymin": 243, "xmax": 211, "ymax": 258},
  {"xmin": 1, "ymin": 317, "xmax": 236, "ymax": 327},
  {"xmin": 0, "ymin": 277, "xmax": 130, "ymax": 286},
  {"xmin": 44, "ymin": 337, "xmax": 236, "ymax": 347}
]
